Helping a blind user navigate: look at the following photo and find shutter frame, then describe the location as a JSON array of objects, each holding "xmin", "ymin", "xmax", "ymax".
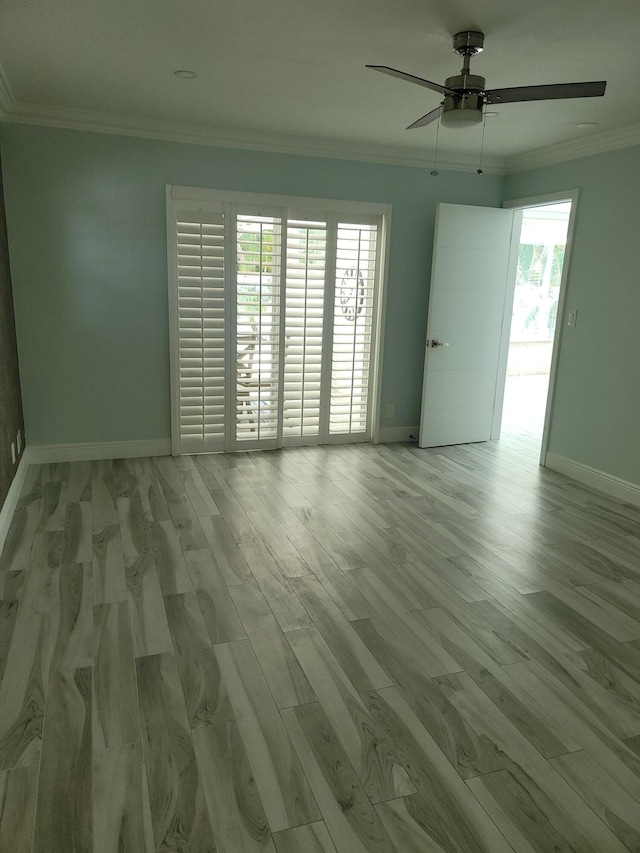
[{"xmin": 168, "ymin": 187, "xmax": 389, "ymax": 455}]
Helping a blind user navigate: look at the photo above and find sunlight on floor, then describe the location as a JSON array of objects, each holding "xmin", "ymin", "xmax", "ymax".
[{"xmin": 501, "ymin": 373, "xmax": 550, "ymax": 437}]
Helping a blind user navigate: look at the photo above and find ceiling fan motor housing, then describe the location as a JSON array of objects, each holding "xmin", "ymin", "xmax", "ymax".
[{"xmin": 444, "ymin": 74, "xmax": 485, "ymax": 93}]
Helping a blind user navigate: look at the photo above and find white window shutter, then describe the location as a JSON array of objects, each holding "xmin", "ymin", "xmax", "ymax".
[
  {"xmin": 330, "ymin": 221, "xmax": 378, "ymax": 435},
  {"xmin": 169, "ymin": 189, "xmax": 386, "ymax": 454},
  {"xmin": 234, "ymin": 214, "xmax": 282, "ymax": 444},
  {"xmin": 283, "ymin": 218, "xmax": 327, "ymax": 441},
  {"xmin": 175, "ymin": 213, "xmax": 226, "ymax": 452}
]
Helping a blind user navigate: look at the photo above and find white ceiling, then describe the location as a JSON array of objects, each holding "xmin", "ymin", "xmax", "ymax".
[{"xmin": 1, "ymin": 0, "xmax": 639, "ymax": 172}]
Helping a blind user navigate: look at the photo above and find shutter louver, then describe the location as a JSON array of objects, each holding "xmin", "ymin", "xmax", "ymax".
[
  {"xmin": 330, "ymin": 222, "xmax": 378, "ymax": 435},
  {"xmin": 283, "ymin": 219, "xmax": 327, "ymax": 440},
  {"xmin": 176, "ymin": 214, "xmax": 226, "ymax": 452}
]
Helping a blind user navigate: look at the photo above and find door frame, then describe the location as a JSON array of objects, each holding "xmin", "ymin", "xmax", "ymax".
[{"xmin": 499, "ymin": 189, "xmax": 580, "ymax": 465}]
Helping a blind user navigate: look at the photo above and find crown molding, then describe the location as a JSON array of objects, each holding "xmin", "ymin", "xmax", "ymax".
[
  {"xmin": 0, "ymin": 89, "xmax": 506, "ymax": 174},
  {"xmin": 3, "ymin": 64, "xmax": 640, "ymax": 177},
  {"xmin": 505, "ymin": 121, "xmax": 640, "ymax": 174}
]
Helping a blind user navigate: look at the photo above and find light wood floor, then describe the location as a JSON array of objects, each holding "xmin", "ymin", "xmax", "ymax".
[{"xmin": 1, "ymin": 431, "xmax": 640, "ymax": 852}]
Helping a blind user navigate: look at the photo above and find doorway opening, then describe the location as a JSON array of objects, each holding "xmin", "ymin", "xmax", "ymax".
[{"xmin": 500, "ymin": 200, "xmax": 571, "ymax": 449}]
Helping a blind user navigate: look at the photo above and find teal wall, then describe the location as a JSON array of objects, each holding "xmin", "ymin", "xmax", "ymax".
[
  {"xmin": 0, "ymin": 154, "xmax": 25, "ymax": 504},
  {"xmin": 1, "ymin": 123, "xmax": 637, "ymax": 487},
  {"xmin": 505, "ymin": 146, "xmax": 640, "ymax": 485},
  {"xmin": 0, "ymin": 124, "xmax": 504, "ymax": 446}
]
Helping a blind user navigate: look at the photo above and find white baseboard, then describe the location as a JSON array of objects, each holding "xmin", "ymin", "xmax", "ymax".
[
  {"xmin": 0, "ymin": 450, "xmax": 32, "ymax": 557},
  {"xmin": 377, "ymin": 426, "xmax": 419, "ymax": 444},
  {"xmin": 27, "ymin": 439, "xmax": 172, "ymax": 464},
  {"xmin": 545, "ymin": 452, "xmax": 640, "ymax": 508}
]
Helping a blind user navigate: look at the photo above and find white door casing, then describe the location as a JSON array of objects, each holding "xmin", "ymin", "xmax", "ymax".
[{"xmin": 419, "ymin": 203, "xmax": 520, "ymax": 448}]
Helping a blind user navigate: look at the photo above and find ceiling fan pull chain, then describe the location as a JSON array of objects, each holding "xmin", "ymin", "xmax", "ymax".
[
  {"xmin": 477, "ymin": 112, "xmax": 487, "ymax": 175},
  {"xmin": 430, "ymin": 114, "xmax": 441, "ymax": 176}
]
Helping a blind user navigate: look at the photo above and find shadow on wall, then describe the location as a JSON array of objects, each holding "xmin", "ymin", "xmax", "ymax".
[{"xmin": 0, "ymin": 151, "xmax": 25, "ymax": 508}]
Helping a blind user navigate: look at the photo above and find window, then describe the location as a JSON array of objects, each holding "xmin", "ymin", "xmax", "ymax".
[{"xmin": 168, "ymin": 187, "xmax": 389, "ymax": 454}]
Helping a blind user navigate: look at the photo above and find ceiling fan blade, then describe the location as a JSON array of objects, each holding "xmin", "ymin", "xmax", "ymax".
[
  {"xmin": 406, "ymin": 105, "xmax": 444, "ymax": 129},
  {"xmin": 485, "ymin": 80, "xmax": 606, "ymax": 104},
  {"xmin": 366, "ymin": 65, "xmax": 456, "ymax": 97}
]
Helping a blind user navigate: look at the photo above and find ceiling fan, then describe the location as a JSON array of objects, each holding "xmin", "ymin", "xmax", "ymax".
[{"xmin": 367, "ymin": 31, "xmax": 606, "ymax": 129}]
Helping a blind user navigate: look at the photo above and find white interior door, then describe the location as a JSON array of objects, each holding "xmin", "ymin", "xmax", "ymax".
[{"xmin": 419, "ymin": 203, "xmax": 519, "ymax": 448}]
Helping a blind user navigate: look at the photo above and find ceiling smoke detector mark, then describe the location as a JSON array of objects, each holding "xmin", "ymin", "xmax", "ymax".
[
  {"xmin": 174, "ymin": 70, "xmax": 198, "ymax": 79},
  {"xmin": 576, "ymin": 121, "xmax": 600, "ymax": 128}
]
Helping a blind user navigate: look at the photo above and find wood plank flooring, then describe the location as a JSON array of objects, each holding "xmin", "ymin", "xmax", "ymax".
[{"xmin": 2, "ymin": 432, "xmax": 640, "ymax": 851}]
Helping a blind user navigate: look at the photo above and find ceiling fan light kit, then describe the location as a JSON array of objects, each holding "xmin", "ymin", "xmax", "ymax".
[
  {"xmin": 367, "ymin": 30, "xmax": 606, "ymax": 132},
  {"xmin": 440, "ymin": 96, "xmax": 483, "ymax": 128}
]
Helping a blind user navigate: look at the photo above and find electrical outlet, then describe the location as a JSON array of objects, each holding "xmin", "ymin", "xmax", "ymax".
[
  {"xmin": 386, "ymin": 404, "xmax": 395, "ymax": 419},
  {"xmin": 11, "ymin": 442, "xmax": 16, "ymax": 465},
  {"xmin": 567, "ymin": 310, "xmax": 578, "ymax": 327}
]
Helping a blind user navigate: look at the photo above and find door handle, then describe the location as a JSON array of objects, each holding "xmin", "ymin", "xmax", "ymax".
[{"xmin": 428, "ymin": 339, "xmax": 450, "ymax": 348}]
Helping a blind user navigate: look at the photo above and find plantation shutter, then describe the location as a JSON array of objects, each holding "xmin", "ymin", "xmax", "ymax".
[
  {"xmin": 282, "ymin": 217, "xmax": 327, "ymax": 442},
  {"xmin": 175, "ymin": 212, "xmax": 226, "ymax": 452},
  {"xmin": 234, "ymin": 213, "xmax": 282, "ymax": 444},
  {"xmin": 170, "ymin": 188, "xmax": 386, "ymax": 454},
  {"xmin": 330, "ymin": 220, "xmax": 379, "ymax": 436}
]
